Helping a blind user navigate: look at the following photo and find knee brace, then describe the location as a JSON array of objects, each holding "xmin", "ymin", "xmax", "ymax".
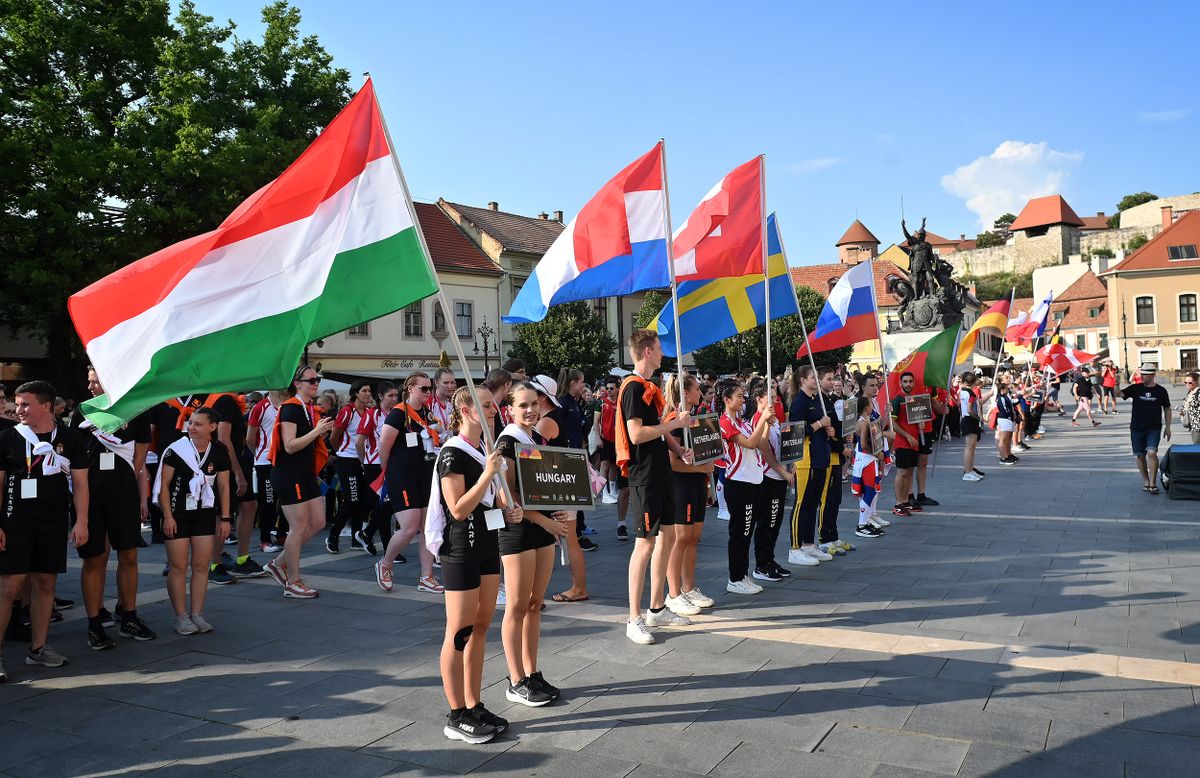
[{"xmin": 453, "ymin": 625, "xmax": 473, "ymax": 651}]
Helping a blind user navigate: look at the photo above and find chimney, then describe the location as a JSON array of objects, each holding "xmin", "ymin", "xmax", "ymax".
[
  {"xmin": 960, "ymin": 234, "xmax": 965, "ymax": 240},
  {"xmin": 553, "ymin": 210, "xmax": 563, "ymax": 223},
  {"xmin": 537, "ymin": 211, "xmax": 548, "ymax": 220},
  {"xmin": 1096, "ymin": 211, "xmax": 1105, "ymax": 217},
  {"xmin": 1162, "ymin": 205, "xmax": 1174, "ymax": 228},
  {"xmin": 487, "ymin": 201, "xmax": 499, "ymax": 211}
]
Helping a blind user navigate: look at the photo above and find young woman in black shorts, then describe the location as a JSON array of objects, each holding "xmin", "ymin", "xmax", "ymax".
[
  {"xmin": 497, "ymin": 382, "xmax": 568, "ymax": 708},
  {"xmin": 434, "ymin": 385, "xmax": 516, "ymax": 744},
  {"xmin": 158, "ymin": 408, "xmax": 230, "ymax": 635},
  {"xmin": 662, "ymin": 374, "xmax": 715, "ymax": 613},
  {"xmin": 264, "ymin": 365, "xmax": 333, "ymax": 599}
]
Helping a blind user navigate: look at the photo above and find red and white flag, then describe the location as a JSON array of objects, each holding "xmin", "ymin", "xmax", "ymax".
[
  {"xmin": 1035, "ymin": 342, "xmax": 1097, "ymax": 374},
  {"xmin": 672, "ymin": 156, "xmax": 764, "ymax": 281}
]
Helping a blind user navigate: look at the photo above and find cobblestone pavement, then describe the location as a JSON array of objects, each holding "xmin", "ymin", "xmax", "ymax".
[{"xmin": 3, "ymin": 390, "xmax": 1200, "ymax": 776}]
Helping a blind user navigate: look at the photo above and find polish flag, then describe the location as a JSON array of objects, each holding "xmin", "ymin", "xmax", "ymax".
[
  {"xmin": 672, "ymin": 157, "xmax": 764, "ymax": 281},
  {"xmin": 1036, "ymin": 342, "xmax": 1097, "ymax": 374}
]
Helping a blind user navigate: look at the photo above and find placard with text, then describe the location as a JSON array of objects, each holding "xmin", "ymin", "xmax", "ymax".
[
  {"xmin": 779, "ymin": 422, "xmax": 806, "ymax": 464},
  {"xmin": 515, "ymin": 445, "xmax": 595, "ymax": 512},
  {"xmin": 904, "ymin": 393, "xmax": 933, "ymax": 425},
  {"xmin": 686, "ymin": 413, "xmax": 724, "ymax": 465}
]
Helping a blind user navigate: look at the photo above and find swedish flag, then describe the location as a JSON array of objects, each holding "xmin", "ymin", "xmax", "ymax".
[{"xmin": 652, "ymin": 212, "xmax": 799, "ymax": 358}]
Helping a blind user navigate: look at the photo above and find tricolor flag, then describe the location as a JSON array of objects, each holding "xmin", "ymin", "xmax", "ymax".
[
  {"xmin": 672, "ymin": 156, "xmax": 764, "ymax": 281},
  {"xmin": 1036, "ymin": 342, "xmax": 1097, "ymax": 375},
  {"xmin": 651, "ymin": 213, "xmax": 798, "ymax": 357},
  {"xmin": 70, "ymin": 81, "xmax": 438, "ymax": 431},
  {"xmin": 1007, "ymin": 291, "xmax": 1054, "ymax": 345},
  {"xmin": 956, "ymin": 295, "xmax": 1012, "ymax": 364},
  {"xmin": 503, "ymin": 144, "xmax": 669, "ymax": 324},
  {"xmin": 886, "ymin": 325, "xmax": 962, "ymax": 396},
  {"xmin": 796, "ymin": 261, "xmax": 878, "ymax": 357}
]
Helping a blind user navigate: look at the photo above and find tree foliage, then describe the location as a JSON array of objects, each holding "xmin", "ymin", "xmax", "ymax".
[
  {"xmin": 1125, "ymin": 234, "xmax": 1150, "ymax": 253},
  {"xmin": 1116, "ymin": 191, "xmax": 1158, "ymax": 213},
  {"xmin": 962, "ymin": 270, "xmax": 1033, "ymax": 301},
  {"xmin": 507, "ymin": 302, "xmax": 617, "ymax": 382},
  {"xmin": 993, "ymin": 213, "xmax": 1017, "ymax": 229},
  {"xmin": 633, "ymin": 290, "xmax": 666, "ymax": 330},
  {"xmin": 975, "ymin": 231, "xmax": 1005, "ymax": 249}
]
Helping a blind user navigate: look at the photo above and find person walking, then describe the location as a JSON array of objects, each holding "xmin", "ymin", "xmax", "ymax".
[
  {"xmin": 326, "ymin": 380, "xmax": 374, "ymax": 554},
  {"xmin": 1120, "ymin": 363, "xmax": 1173, "ymax": 494},
  {"xmin": 1182, "ymin": 371, "xmax": 1200, "ymax": 444},
  {"xmin": 1072, "ymin": 368, "xmax": 1100, "ymax": 427}
]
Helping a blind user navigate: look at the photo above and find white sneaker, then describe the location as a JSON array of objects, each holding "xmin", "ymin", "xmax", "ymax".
[
  {"xmin": 804, "ymin": 545, "xmax": 833, "ymax": 561},
  {"xmin": 174, "ymin": 614, "xmax": 198, "ymax": 636},
  {"xmin": 684, "ymin": 587, "xmax": 715, "ymax": 608},
  {"xmin": 962, "ymin": 471, "xmax": 983, "ymax": 482},
  {"xmin": 601, "ymin": 491, "xmax": 618, "ymax": 504},
  {"xmin": 787, "ymin": 548, "xmax": 819, "ymax": 566},
  {"xmin": 868, "ymin": 513, "xmax": 891, "ymax": 528},
  {"xmin": 726, "ymin": 577, "xmax": 762, "ymax": 595},
  {"xmin": 665, "ymin": 593, "xmax": 701, "ymax": 616},
  {"xmin": 645, "ymin": 608, "xmax": 691, "ymax": 627},
  {"xmin": 626, "ymin": 617, "xmax": 655, "ymax": 645},
  {"xmin": 717, "ymin": 509, "xmax": 730, "ymax": 521}
]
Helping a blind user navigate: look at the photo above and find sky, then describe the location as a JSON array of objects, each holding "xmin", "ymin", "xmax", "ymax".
[{"xmin": 195, "ymin": 0, "xmax": 1200, "ymax": 265}]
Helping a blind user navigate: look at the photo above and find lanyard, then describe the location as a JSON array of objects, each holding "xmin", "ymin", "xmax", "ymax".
[
  {"xmin": 399, "ymin": 403, "xmax": 440, "ymax": 447},
  {"xmin": 189, "ymin": 438, "xmax": 213, "ymax": 475}
]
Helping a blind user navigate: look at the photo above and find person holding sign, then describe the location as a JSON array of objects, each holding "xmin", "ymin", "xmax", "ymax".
[
  {"xmin": 617, "ymin": 330, "xmax": 692, "ymax": 645},
  {"xmin": 496, "ymin": 382, "xmax": 568, "ymax": 707},
  {"xmin": 431, "ymin": 386, "xmax": 516, "ymax": 744},
  {"xmin": 890, "ymin": 372, "xmax": 942, "ymax": 516},
  {"xmin": 750, "ymin": 378, "xmax": 793, "ymax": 583},
  {"xmin": 719, "ymin": 379, "xmax": 772, "ymax": 594},
  {"xmin": 787, "ymin": 366, "xmax": 836, "ymax": 567},
  {"xmin": 662, "ymin": 374, "xmax": 714, "ymax": 615}
]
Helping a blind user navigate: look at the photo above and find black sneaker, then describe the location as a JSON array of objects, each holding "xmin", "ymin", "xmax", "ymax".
[
  {"xmin": 87, "ymin": 626, "xmax": 116, "ymax": 651},
  {"xmin": 616, "ymin": 525, "xmax": 629, "ymax": 541},
  {"xmin": 118, "ymin": 616, "xmax": 157, "ymax": 641},
  {"xmin": 229, "ymin": 558, "xmax": 267, "ymax": 578},
  {"xmin": 220, "ymin": 551, "xmax": 236, "ymax": 566},
  {"xmin": 161, "ymin": 563, "xmax": 169, "ymax": 577},
  {"xmin": 50, "ymin": 608, "xmax": 64, "ymax": 624},
  {"xmin": 578, "ymin": 537, "xmax": 599, "ymax": 552},
  {"xmin": 349, "ymin": 537, "xmax": 365, "ymax": 552},
  {"xmin": 917, "ymin": 494, "xmax": 940, "ymax": 506},
  {"xmin": 528, "ymin": 670, "xmax": 561, "ymax": 702},
  {"xmin": 54, "ymin": 597, "xmax": 74, "ymax": 610},
  {"xmin": 904, "ymin": 501, "xmax": 924, "ymax": 513},
  {"xmin": 505, "ymin": 677, "xmax": 552, "ymax": 707},
  {"xmin": 770, "ymin": 562, "xmax": 792, "ymax": 578},
  {"xmin": 207, "ymin": 565, "xmax": 237, "ymax": 585},
  {"xmin": 325, "ymin": 537, "xmax": 340, "ymax": 554},
  {"xmin": 393, "ymin": 553, "xmax": 407, "ymax": 564},
  {"xmin": 856, "ymin": 524, "xmax": 884, "ymax": 538},
  {"xmin": 443, "ymin": 708, "xmax": 497, "ymax": 744},
  {"xmin": 1000, "ymin": 456, "xmax": 1019, "ymax": 465},
  {"xmin": 752, "ymin": 566, "xmax": 783, "ymax": 582},
  {"xmin": 472, "ymin": 703, "xmax": 509, "ymax": 733},
  {"xmin": 224, "ymin": 532, "xmax": 238, "ymax": 546},
  {"xmin": 354, "ymin": 530, "xmax": 378, "ymax": 556}
]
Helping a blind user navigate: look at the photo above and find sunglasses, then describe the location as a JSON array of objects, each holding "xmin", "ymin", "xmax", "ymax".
[
  {"xmin": 414, "ymin": 385, "xmax": 432, "ymax": 393},
  {"xmin": 298, "ymin": 377, "xmax": 322, "ymax": 385}
]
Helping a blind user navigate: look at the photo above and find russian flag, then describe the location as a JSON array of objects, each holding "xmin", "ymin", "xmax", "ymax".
[
  {"xmin": 797, "ymin": 260, "xmax": 878, "ymax": 357},
  {"xmin": 503, "ymin": 144, "xmax": 669, "ymax": 324}
]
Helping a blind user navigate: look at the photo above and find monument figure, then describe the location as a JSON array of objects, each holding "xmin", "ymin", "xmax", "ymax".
[{"xmin": 889, "ymin": 217, "xmax": 978, "ymax": 332}]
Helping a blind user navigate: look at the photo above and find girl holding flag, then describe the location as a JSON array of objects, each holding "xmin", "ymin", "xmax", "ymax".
[{"xmin": 851, "ymin": 397, "xmax": 886, "ymax": 538}]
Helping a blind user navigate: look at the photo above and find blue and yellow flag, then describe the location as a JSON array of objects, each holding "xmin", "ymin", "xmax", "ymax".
[{"xmin": 652, "ymin": 212, "xmax": 799, "ymax": 357}]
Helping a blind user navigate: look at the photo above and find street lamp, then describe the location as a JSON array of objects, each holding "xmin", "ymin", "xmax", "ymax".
[
  {"xmin": 1121, "ymin": 296, "xmax": 1130, "ymax": 380},
  {"xmin": 473, "ymin": 317, "xmax": 498, "ymax": 375}
]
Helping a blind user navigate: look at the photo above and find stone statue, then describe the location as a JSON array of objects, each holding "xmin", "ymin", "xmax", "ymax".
[
  {"xmin": 889, "ymin": 217, "xmax": 979, "ymax": 332},
  {"xmin": 901, "ymin": 218, "xmax": 934, "ymax": 298}
]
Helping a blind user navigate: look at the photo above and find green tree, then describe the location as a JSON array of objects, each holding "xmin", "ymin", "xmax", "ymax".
[
  {"xmin": 633, "ymin": 290, "xmax": 667, "ymax": 329},
  {"xmin": 975, "ymin": 231, "xmax": 1005, "ymax": 248},
  {"xmin": 1109, "ymin": 191, "xmax": 1159, "ymax": 227},
  {"xmin": 966, "ymin": 270, "xmax": 1033, "ymax": 301},
  {"xmin": 508, "ymin": 302, "xmax": 617, "ymax": 381},
  {"xmin": 1125, "ymin": 234, "xmax": 1149, "ymax": 253},
  {"xmin": 993, "ymin": 213, "xmax": 1017, "ymax": 229}
]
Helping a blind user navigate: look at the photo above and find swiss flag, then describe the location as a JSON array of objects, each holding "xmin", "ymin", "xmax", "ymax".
[
  {"xmin": 1035, "ymin": 342, "xmax": 1097, "ymax": 375},
  {"xmin": 672, "ymin": 156, "xmax": 764, "ymax": 281}
]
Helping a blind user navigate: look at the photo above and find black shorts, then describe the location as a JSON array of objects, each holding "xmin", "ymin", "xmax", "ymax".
[
  {"xmin": 77, "ymin": 482, "xmax": 142, "ymax": 559},
  {"xmin": 271, "ymin": 470, "xmax": 322, "ymax": 507},
  {"xmin": 441, "ymin": 552, "xmax": 502, "ymax": 591},
  {"xmin": 238, "ymin": 449, "xmax": 257, "ymax": 502},
  {"xmin": 254, "ymin": 464, "xmax": 276, "ymax": 509},
  {"xmin": 498, "ymin": 518, "xmax": 556, "ymax": 556},
  {"xmin": 961, "ymin": 417, "xmax": 982, "ymax": 438},
  {"xmin": 1103, "ymin": 386, "xmax": 1116, "ymax": 398},
  {"xmin": 672, "ymin": 472, "xmax": 708, "ymax": 525},
  {"xmin": 0, "ymin": 518, "xmax": 67, "ymax": 575},
  {"xmin": 166, "ymin": 508, "xmax": 218, "ymax": 539},
  {"xmin": 385, "ymin": 466, "xmax": 432, "ymax": 510},
  {"xmin": 895, "ymin": 448, "xmax": 919, "ymax": 470},
  {"xmin": 630, "ymin": 481, "xmax": 675, "ymax": 538},
  {"xmin": 601, "ymin": 439, "xmax": 616, "ymax": 463}
]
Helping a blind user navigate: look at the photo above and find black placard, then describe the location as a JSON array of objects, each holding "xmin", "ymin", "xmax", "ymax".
[
  {"xmin": 779, "ymin": 422, "xmax": 806, "ymax": 464},
  {"xmin": 515, "ymin": 444, "xmax": 595, "ymax": 512},
  {"xmin": 904, "ymin": 393, "xmax": 933, "ymax": 425},
  {"xmin": 686, "ymin": 413, "xmax": 724, "ymax": 465},
  {"xmin": 841, "ymin": 409, "xmax": 858, "ymax": 439}
]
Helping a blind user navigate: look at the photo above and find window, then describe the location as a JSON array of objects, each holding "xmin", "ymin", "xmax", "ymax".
[
  {"xmin": 1075, "ymin": 333, "xmax": 1087, "ymax": 350},
  {"xmin": 403, "ymin": 302, "xmax": 422, "ymax": 337},
  {"xmin": 592, "ymin": 298, "xmax": 608, "ymax": 324},
  {"xmin": 1168, "ymin": 244, "xmax": 1198, "ymax": 260},
  {"xmin": 1138, "ymin": 350, "xmax": 1160, "ymax": 370},
  {"xmin": 1182, "ymin": 348, "xmax": 1199, "ymax": 372},
  {"xmin": 348, "ymin": 322, "xmax": 370, "ymax": 337},
  {"xmin": 455, "ymin": 301, "xmax": 473, "ymax": 338},
  {"xmin": 1099, "ymin": 331, "xmax": 1108, "ymax": 351},
  {"xmin": 1088, "ymin": 307, "xmax": 1100, "ymax": 318},
  {"xmin": 1053, "ymin": 310, "xmax": 1065, "ymax": 322},
  {"xmin": 1180, "ymin": 294, "xmax": 1198, "ymax": 323},
  {"xmin": 1136, "ymin": 296, "xmax": 1154, "ymax": 325}
]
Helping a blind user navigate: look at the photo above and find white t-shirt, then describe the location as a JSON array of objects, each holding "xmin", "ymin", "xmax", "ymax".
[
  {"xmin": 720, "ymin": 413, "xmax": 765, "ymax": 484},
  {"xmin": 247, "ymin": 397, "xmax": 280, "ymax": 467}
]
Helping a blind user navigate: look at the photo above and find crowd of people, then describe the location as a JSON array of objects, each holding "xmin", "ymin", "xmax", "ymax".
[{"xmin": 0, "ymin": 331, "xmax": 1193, "ymax": 744}]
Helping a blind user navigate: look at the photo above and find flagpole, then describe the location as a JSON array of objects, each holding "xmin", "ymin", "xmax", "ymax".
[
  {"xmin": 867, "ymin": 257, "xmax": 892, "ymax": 417},
  {"xmin": 930, "ymin": 324, "xmax": 964, "ymax": 474},
  {"xmin": 369, "ymin": 74, "xmax": 513, "ymax": 506},
  {"xmin": 659, "ymin": 138, "xmax": 688, "ymax": 413},
  {"xmin": 760, "ymin": 155, "xmax": 772, "ymax": 404},
  {"xmin": 993, "ymin": 287, "xmax": 1015, "ymax": 378},
  {"xmin": 772, "ymin": 215, "xmax": 827, "ymax": 417}
]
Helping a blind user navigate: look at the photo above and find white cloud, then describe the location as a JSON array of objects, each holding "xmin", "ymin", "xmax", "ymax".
[
  {"xmin": 940, "ymin": 141, "xmax": 1083, "ymax": 229},
  {"xmin": 1136, "ymin": 108, "xmax": 1190, "ymax": 123},
  {"xmin": 786, "ymin": 157, "xmax": 844, "ymax": 175}
]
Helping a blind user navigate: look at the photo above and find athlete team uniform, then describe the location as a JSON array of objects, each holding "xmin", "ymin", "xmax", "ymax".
[
  {"xmin": 436, "ymin": 443, "xmax": 501, "ymax": 592},
  {"xmin": 248, "ymin": 397, "xmax": 283, "ymax": 544},
  {"xmin": 752, "ymin": 409, "xmax": 787, "ymax": 572},
  {"xmin": 69, "ymin": 409, "xmax": 150, "ymax": 559},
  {"xmin": 495, "ymin": 430, "xmax": 556, "ymax": 556},
  {"xmin": 328, "ymin": 404, "xmax": 370, "ymax": 543},
  {"xmin": 270, "ymin": 399, "xmax": 323, "ymax": 506},
  {"xmin": 719, "ymin": 412, "xmax": 764, "ymax": 584},
  {"xmin": 383, "ymin": 403, "xmax": 438, "ymax": 511},
  {"xmin": 160, "ymin": 440, "xmax": 231, "ymax": 538},
  {"xmin": 668, "ymin": 412, "xmax": 707, "ymax": 527}
]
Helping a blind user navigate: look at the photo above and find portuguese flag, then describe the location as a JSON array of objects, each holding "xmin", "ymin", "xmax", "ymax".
[
  {"xmin": 887, "ymin": 324, "xmax": 963, "ymax": 396},
  {"xmin": 70, "ymin": 81, "xmax": 438, "ymax": 430}
]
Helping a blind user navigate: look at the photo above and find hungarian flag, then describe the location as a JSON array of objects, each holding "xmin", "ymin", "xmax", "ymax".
[
  {"xmin": 956, "ymin": 295, "xmax": 1012, "ymax": 364},
  {"xmin": 70, "ymin": 80, "xmax": 439, "ymax": 430},
  {"xmin": 1036, "ymin": 342, "xmax": 1097, "ymax": 375},
  {"xmin": 672, "ymin": 156, "xmax": 764, "ymax": 281},
  {"xmin": 887, "ymin": 324, "xmax": 962, "ymax": 396}
]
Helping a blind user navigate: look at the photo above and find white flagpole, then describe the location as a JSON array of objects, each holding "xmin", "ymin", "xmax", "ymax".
[
  {"xmin": 659, "ymin": 139, "xmax": 687, "ymax": 411},
  {"xmin": 993, "ymin": 287, "xmax": 1016, "ymax": 376},
  {"xmin": 772, "ymin": 214, "xmax": 827, "ymax": 417},
  {"xmin": 867, "ymin": 258, "xmax": 892, "ymax": 416},
  {"xmin": 760, "ymin": 155, "xmax": 772, "ymax": 404},
  {"xmin": 370, "ymin": 74, "xmax": 513, "ymax": 506}
]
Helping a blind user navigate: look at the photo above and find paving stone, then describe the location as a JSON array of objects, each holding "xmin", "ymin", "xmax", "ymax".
[
  {"xmin": 359, "ymin": 716, "xmax": 517, "ymax": 774},
  {"xmin": 858, "ymin": 674, "xmax": 993, "ymax": 705},
  {"xmin": 1046, "ymin": 716, "xmax": 1200, "ymax": 771},
  {"xmin": 474, "ymin": 742, "xmax": 639, "ymax": 777},
  {"xmin": 957, "ymin": 740, "xmax": 1122, "ymax": 777},
  {"xmin": 681, "ymin": 705, "xmax": 834, "ymax": 753},
  {"xmin": 261, "ymin": 699, "xmax": 414, "ymax": 748},
  {"xmin": 232, "ymin": 743, "xmax": 401, "ymax": 777},
  {"xmin": 0, "ymin": 720, "xmax": 83, "ymax": 772},
  {"xmin": 143, "ymin": 722, "xmax": 299, "ymax": 770},
  {"xmin": 816, "ymin": 723, "xmax": 969, "ymax": 774},
  {"xmin": 710, "ymin": 740, "xmax": 879, "ymax": 777},
  {"xmin": 771, "ymin": 690, "xmax": 916, "ymax": 731},
  {"xmin": 7, "ymin": 740, "xmax": 175, "ymax": 778},
  {"xmin": 582, "ymin": 720, "xmax": 739, "ymax": 774},
  {"xmin": 902, "ymin": 700, "xmax": 1050, "ymax": 750}
]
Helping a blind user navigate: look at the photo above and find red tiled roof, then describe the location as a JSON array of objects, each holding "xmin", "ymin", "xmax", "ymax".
[
  {"xmin": 1009, "ymin": 195, "xmax": 1085, "ymax": 231},
  {"xmin": 922, "ymin": 229, "xmax": 959, "ymax": 247},
  {"xmin": 440, "ymin": 199, "xmax": 564, "ymax": 255},
  {"xmin": 1057, "ymin": 270, "xmax": 1107, "ymax": 302},
  {"xmin": 1104, "ymin": 210, "xmax": 1200, "ymax": 274},
  {"xmin": 1053, "ymin": 298, "xmax": 1107, "ymax": 329},
  {"xmin": 414, "ymin": 202, "xmax": 501, "ymax": 276},
  {"xmin": 956, "ymin": 238, "xmax": 978, "ymax": 251},
  {"xmin": 789, "ymin": 260, "xmax": 909, "ymax": 307},
  {"xmin": 1078, "ymin": 213, "xmax": 1110, "ymax": 231},
  {"xmin": 836, "ymin": 219, "xmax": 880, "ymax": 246}
]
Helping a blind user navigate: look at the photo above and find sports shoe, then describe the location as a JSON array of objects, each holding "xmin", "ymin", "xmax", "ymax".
[
  {"xmin": 771, "ymin": 561, "xmax": 793, "ymax": 577},
  {"xmin": 1000, "ymin": 456, "xmax": 1019, "ymax": 465},
  {"xmin": 892, "ymin": 504, "xmax": 911, "ymax": 517},
  {"xmin": 973, "ymin": 468, "xmax": 987, "ymax": 477},
  {"xmin": 433, "ymin": 557, "xmax": 442, "ymax": 569},
  {"xmin": 506, "ymin": 677, "xmax": 552, "ymax": 707},
  {"xmin": 717, "ymin": 508, "xmax": 730, "ymax": 521},
  {"xmin": 753, "ymin": 565, "xmax": 783, "ymax": 582},
  {"xmin": 600, "ymin": 491, "xmax": 618, "ymax": 505},
  {"xmin": 265, "ymin": 558, "xmax": 287, "ymax": 586},
  {"xmin": 528, "ymin": 670, "xmax": 561, "ymax": 702},
  {"xmin": 324, "ymin": 537, "xmax": 339, "ymax": 554},
  {"xmin": 855, "ymin": 524, "xmax": 883, "ymax": 538},
  {"xmin": 616, "ymin": 525, "xmax": 629, "ymax": 541},
  {"xmin": 626, "ymin": 617, "xmax": 655, "ymax": 644},
  {"xmin": 208, "ymin": 565, "xmax": 237, "ymax": 585},
  {"xmin": 374, "ymin": 560, "xmax": 394, "ymax": 592},
  {"xmin": 229, "ymin": 557, "xmax": 267, "ymax": 578},
  {"xmin": 220, "ymin": 550, "xmax": 235, "ymax": 566},
  {"xmin": 472, "ymin": 703, "xmax": 509, "ymax": 733},
  {"xmin": 804, "ymin": 545, "xmax": 833, "ymax": 561},
  {"xmin": 835, "ymin": 539, "xmax": 855, "ymax": 552},
  {"xmin": 917, "ymin": 494, "xmax": 940, "ymax": 506},
  {"xmin": 582, "ymin": 526, "xmax": 597, "ymax": 536},
  {"xmin": 87, "ymin": 626, "xmax": 116, "ymax": 651},
  {"xmin": 787, "ymin": 547, "xmax": 819, "ymax": 566},
  {"xmin": 189, "ymin": 612, "xmax": 213, "ymax": 633},
  {"xmin": 0, "ymin": 658, "xmax": 6, "ymax": 683},
  {"xmin": 174, "ymin": 614, "xmax": 198, "ymax": 636},
  {"xmin": 353, "ymin": 530, "xmax": 377, "ymax": 556},
  {"xmin": 644, "ymin": 608, "xmax": 691, "ymax": 626},
  {"xmin": 224, "ymin": 532, "xmax": 238, "ymax": 545},
  {"xmin": 867, "ymin": 513, "xmax": 890, "ymax": 528},
  {"xmin": 904, "ymin": 501, "xmax": 924, "ymax": 513},
  {"xmin": 1014, "ymin": 443, "xmax": 1030, "ymax": 452},
  {"xmin": 417, "ymin": 575, "xmax": 444, "ymax": 594},
  {"xmin": 50, "ymin": 608, "xmax": 63, "ymax": 624},
  {"xmin": 665, "ymin": 593, "xmax": 701, "ymax": 615},
  {"xmin": 54, "ymin": 597, "xmax": 74, "ymax": 610},
  {"xmin": 497, "ymin": 584, "xmax": 506, "ymax": 606},
  {"xmin": 443, "ymin": 708, "xmax": 497, "ymax": 744},
  {"xmin": 726, "ymin": 577, "xmax": 762, "ymax": 595},
  {"xmin": 26, "ymin": 644, "xmax": 68, "ymax": 667},
  {"xmin": 962, "ymin": 471, "xmax": 983, "ymax": 482},
  {"xmin": 579, "ymin": 537, "xmax": 598, "ymax": 552},
  {"xmin": 97, "ymin": 607, "xmax": 115, "ymax": 628},
  {"xmin": 118, "ymin": 615, "xmax": 156, "ymax": 641},
  {"xmin": 261, "ymin": 541, "xmax": 284, "ymax": 553},
  {"xmin": 282, "ymin": 580, "xmax": 319, "ymax": 599},
  {"xmin": 1091, "ymin": 420, "xmax": 1101, "ymax": 427},
  {"xmin": 684, "ymin": 588, "xmax": 715, "ymax": 608}
]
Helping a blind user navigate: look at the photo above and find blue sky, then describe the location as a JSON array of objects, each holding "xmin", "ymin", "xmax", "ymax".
[{"xmin": 198, "ymin": 0, "xmax": 1199, "ymax": 264}]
